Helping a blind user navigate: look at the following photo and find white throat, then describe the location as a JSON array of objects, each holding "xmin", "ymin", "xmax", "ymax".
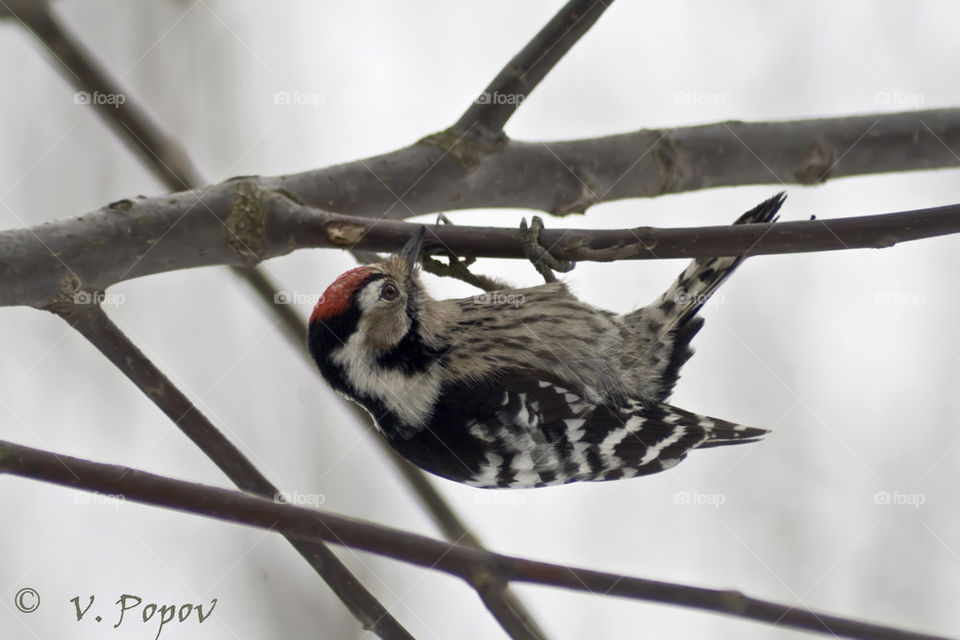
[{"xmin": 330, "ymin": 329, "xmax": 442, "ymax": 430}]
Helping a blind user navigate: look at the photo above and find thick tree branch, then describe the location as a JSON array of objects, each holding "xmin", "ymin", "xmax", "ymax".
[
  {"xmin": 48, "ymin": 304, "xmax": 413, "ymax": 640},
  {"xmin": 6, "ymin": 191, "xmax": 959, "ymax": 309},
  {"xmin": 453, "ymin": 0, "xmax": 613, "ymax": 138},
  {"xmin": 0, "ymin": 439, "xmax": 948, "ymax": 640},
  {"xmin": 279, "ymin": 109, "xmax": 960, "ymax": 219}
]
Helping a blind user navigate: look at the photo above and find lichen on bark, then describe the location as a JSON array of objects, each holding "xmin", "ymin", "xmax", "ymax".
[{"xmin": 226, "ymin": 181, "xmax": 268, "ymax": 264}]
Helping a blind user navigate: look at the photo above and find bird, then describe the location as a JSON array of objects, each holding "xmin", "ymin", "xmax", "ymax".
[{"xmin": 307, "ymin": 194, "xmax": 784, "ymax": 488}]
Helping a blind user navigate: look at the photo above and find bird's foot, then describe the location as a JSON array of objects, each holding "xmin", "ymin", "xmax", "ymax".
[{"xmin": 519, "ymin": 216, "xmax": 574, "ymax": 283}]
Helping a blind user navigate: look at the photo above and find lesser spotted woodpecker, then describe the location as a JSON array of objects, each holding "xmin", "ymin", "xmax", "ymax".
[{"xmin": 308, "ymin": 194, "xmax": 784, "ymax": 488}]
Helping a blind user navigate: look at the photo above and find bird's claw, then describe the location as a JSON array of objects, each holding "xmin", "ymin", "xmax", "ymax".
[{"xmin": 519, "ymin": 215, "xmax": 575, "ymax": 283}]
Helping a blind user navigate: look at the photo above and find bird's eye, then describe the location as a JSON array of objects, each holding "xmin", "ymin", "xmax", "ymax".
[{"xmin": 380, "ymin": 282, "xmax": 400, "ymax": 301}]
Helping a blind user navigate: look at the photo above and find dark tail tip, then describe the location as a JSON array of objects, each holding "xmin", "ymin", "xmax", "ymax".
[{"xmin": 735, "ymin": 192, "xmax": 786, "ymax": 225}]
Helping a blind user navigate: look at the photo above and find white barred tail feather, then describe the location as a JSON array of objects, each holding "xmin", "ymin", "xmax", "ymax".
[
  {"xmin": 649, "ymin": 192, "xmax": 785, "ymax": 330},
  {"xmin": 633, "ymin": 192, "xmax": 785, "ymax": 402}
]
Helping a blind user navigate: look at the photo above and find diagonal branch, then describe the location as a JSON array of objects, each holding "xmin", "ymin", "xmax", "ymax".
[
  {"xmin": 48, "ymin": 303, "xmax": 414, "ymax": 640},
  {"xmin": 12, "ymin": 4, "xmax": 203, "ymax": 189},
  {"xmin": 0, "ymin": 438, "xmax": 949, "ymax": 640},
  {"xmin": 453, "ymin": 0, "xmax": 613, "ymax": 138}
]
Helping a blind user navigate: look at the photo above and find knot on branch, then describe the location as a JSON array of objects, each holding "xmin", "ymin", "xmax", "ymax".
[
  {"xmin": 793, "ymin": 138, "xmax": 834, "ymax": 184},
  {"xmin": 468, "ymin": 563, "xmax": 510, "ymax": 597},
  {"xmin": 325, "ymin": 220, "xmax": 367, "ymax": 247},
  {"xmin": 651, "ymin": 129, "xmax": 688, "ymax": 195},
  {"xmin": 40, "ymin": 272, "xmax": 84, "ymax": 314},
  {"xmin": 720, "ymin": 589, "xmax": 749, "ymax": 614},
  {"xmin": 419, "ymin": 128, "xmax": 506, "ymax": 172},
  {"xmin": 550, "ymin": 170, "xmax": 600, "ymax": 216},
  {"xmin": 226, "ymin": 182, "xmax": 269, "ymax": 265}
]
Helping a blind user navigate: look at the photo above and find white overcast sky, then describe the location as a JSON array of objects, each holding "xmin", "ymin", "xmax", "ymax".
[{"xmin": 1, "ymin": 2, "xmax": 959, "ymax": 639}]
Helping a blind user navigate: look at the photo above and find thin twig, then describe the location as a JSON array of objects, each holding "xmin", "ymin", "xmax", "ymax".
[
  {"xmin": 47, "ymin": 304, "xmax": 413, "ymax": 640},
  {"xmin": 0, "ymin": 439, "xmax": 949, "ymax": 640},
  {"xmin": 421, "ymin": 255, "xmax": 506, "ymax": 292}
]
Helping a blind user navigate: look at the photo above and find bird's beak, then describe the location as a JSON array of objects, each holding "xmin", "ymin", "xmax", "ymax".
[{"xmin": 400, "ymin": 226, "xmax": 427, "ymax": 269}]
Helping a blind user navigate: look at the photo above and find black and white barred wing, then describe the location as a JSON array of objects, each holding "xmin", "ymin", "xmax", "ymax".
[{"xmin": 455, "ymin": 374, "xmax": 767, "ymax": 489}]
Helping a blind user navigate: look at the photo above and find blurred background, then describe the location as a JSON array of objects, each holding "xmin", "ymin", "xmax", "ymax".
[{"xmin": 1, "ymin": 1, "xmax": 958, "ymax": 638}]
